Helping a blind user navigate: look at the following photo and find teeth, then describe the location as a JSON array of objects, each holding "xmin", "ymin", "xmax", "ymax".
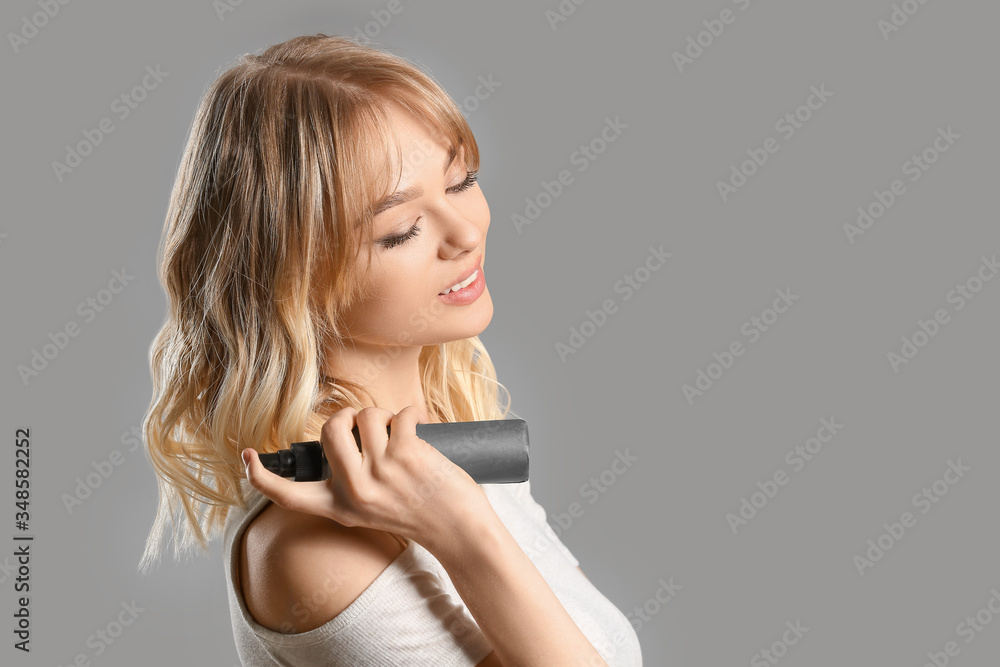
[{"xmin": 441, "ymin": 269, "xmax": 478, "ymax": 295}]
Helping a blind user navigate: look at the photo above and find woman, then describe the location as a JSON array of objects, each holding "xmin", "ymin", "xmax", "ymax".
[{"xmin": 139, "ymin": 33, "xmax": 642, "ymax": 666}]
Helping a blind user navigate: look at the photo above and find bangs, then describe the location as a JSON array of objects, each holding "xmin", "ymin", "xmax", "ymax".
[{"xmin": 344, "ymin": 87, "xmax": 481, "ymax": 270}]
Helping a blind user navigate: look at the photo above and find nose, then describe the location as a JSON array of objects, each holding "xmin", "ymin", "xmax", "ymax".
[{"xmin": 434, "ymin": 197, "xmax": 487, "ymax": 258}]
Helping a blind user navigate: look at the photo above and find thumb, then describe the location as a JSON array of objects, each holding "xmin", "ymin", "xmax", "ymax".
[
  {"xmin": 240, "ymin": 448, "xmax": 329, "ymax": 518},
  {"xmin": 241, "ymin": 448, "xmax": 299, "ymax": 510}
]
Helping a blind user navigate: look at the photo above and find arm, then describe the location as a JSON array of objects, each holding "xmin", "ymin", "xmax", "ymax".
[
  {"xmin": 243, "ymin": 500, "xmax": 603, "ymax": 665},
  {"xmin": 243, "ymin": 406, "xmax": 607, "ymax": 666},
  {"xmin": 423, "ymin": 493, "xmax": 608, "ymax": 667}
]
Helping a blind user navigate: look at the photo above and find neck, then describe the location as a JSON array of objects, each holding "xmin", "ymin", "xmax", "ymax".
[{"xmin": 323, "ymin": 339, "xmax": 432, "ymax": 422}]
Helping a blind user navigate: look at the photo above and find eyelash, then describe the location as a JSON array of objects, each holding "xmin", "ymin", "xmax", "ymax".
[{"xmin": 379, "ymin": 170, "xmax": 479, "ymax": 249}]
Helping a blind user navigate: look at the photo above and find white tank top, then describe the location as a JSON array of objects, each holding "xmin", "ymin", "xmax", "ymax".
[{"xmin": 223, "ymin": 476, "xmax": 643, "ymax": 665}]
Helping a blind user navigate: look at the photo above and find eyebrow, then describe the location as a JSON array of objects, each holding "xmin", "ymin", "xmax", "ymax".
[{"xmin": 372, "ymin": 145, "xmax": 458, "ymax": 217}]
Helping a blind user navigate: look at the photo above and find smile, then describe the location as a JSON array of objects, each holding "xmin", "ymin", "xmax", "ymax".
[{"xmin": 440, "ymin": 269, "xmax": 479, "ymax": 295}]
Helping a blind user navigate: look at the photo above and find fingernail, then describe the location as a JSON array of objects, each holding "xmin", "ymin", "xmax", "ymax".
[{"xmin": 241, "ymin": 449, "xmax": 250, "ymax": 467}]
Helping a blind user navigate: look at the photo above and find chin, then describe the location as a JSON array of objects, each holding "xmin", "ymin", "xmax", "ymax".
[
  {"xmin": 438, "ymin": 293, "xmax": 494, "ymax": 343},
  {"xmin": 473, "ymin": 298, "xmax": 495, "ymax": 333}
]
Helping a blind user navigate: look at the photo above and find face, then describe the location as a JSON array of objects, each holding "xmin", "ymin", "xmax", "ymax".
[{"xmin": 339, "ymin": 100, "xmax": 493, "ymax": 348}]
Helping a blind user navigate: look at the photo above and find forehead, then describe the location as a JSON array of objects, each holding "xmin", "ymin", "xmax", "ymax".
[{"xmin": 380, "ymin": 100, "xmax": 455, "ymax": 182}]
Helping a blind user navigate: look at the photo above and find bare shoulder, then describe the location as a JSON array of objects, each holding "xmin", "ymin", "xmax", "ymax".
[
  {"xmin": 475, "ymin": 651, "xmax": 504, "ymax": 666},
  {"xmin": 238, "ymin": 502, "xmax": 407, "ymax": 634}
]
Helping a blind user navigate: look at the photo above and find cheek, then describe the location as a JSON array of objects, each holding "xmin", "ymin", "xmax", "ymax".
[
  {"xmin": 377, "ymin": 278, "xmax": 448, "ymax": 342},
  {"xmin": 374, "ymin": 273, "xmax": 435, "ymax": 321}
]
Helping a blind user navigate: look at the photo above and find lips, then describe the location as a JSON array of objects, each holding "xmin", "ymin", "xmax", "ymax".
[{"xmin": 439, "ymin": 255, "xmax": 483, "ymax": 295}]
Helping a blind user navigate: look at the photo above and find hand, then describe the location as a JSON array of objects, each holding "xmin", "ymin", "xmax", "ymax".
[{"xmin": 241, "ymin": 405, "xmax": 485, "ymax": 546}]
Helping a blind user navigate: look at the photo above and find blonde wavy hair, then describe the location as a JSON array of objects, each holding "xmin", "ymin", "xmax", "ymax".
[{"xmin": 139, "ymin": 33, "xmax": 511, "ymax": 575}]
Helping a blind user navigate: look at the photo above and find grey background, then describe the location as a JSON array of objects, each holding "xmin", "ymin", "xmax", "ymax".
[{"xmin": 2, "ymin": 0, "xmax": 998, "ymax": 665}]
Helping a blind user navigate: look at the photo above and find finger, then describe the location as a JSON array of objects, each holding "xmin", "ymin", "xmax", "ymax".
[
  {"xmin": 356, "ymin": 406, "xmax": 393, "ymax": 461},
  {"xmin": 241, "ymin": 448, "xmax": 329, "ymax": 515},
  {"xmin": 415, "ymin": 405, "xmax": 432, "ymax": 424},
  {"xmin": 390, "ymin": 405, "xmax": 424, "ymax": 445},
  {"xmin": 321, "ymin": 406, "xmax": 361, "ymax": 473}
]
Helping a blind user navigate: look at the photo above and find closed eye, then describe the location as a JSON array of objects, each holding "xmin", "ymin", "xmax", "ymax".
[
  {"xmin": 449, "ymin": 169, "xmax": 479, "ymax": 194},
  {"xmin": 378, "ymin": 170, "xmax": 480, "ymax": 249}
]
